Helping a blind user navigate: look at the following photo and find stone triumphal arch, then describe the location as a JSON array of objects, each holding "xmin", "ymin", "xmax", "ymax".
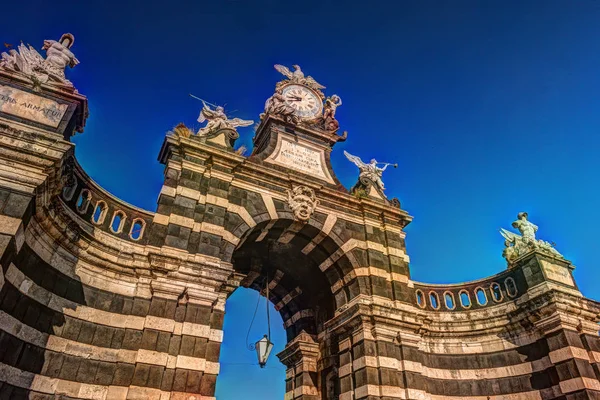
[{"xmin": 1, "ymin": 34, "xmax": 599, "ymax": 400}]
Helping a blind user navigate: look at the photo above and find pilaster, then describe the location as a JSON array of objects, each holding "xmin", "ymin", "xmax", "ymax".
[{"xmin": 278, "ymin": 332, "xmax": 321, "ymax": 400}]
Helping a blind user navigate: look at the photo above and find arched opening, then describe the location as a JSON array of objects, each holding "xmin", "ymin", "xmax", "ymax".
[
  {"xmin": 216, "ymin": 287, "xmax": 286, "ymax": 399},
  {"xmin": 62, "ymin": 177, "xmax": 78, "ymax": 201},
  {"xmin": 505, "ymin": 277, "xmax": 518, "ymax": 298},
  {"xmin": 110, "ymin": 210, "xmax": 126, "ymax": 233},
  {"xmin": 416, "ymin": 289, "xmax": 425, "ymax": 308},
  {"xmin": 217, "ymin": 218, "xmax": 343, "ymax": 400},
  {"xmin": 459, "ymin": 289, "xmax": 471, "ymax": 308},
  {"xmin": 490, "ymin": 282, "xmax": 503, "ymax": 302},
  {"xmin": 475, "ymin": 287, "xmax": 488, "ymax": 306},
  {"xmin": 444, "ymin": 291, "xmax": 455, "ymax": 310},
  {"xmin": 231, "ymin": 231, "xmax": 336, "ymax": 341},
  {"xmin": 130, "ymin": 218, "xmax": 145, "ymax": 240},
  {"xmin": 429, "ymin": 291, "xmax": 440, "ymax": 309},
  {"xmin": 76, "ymin": 189, "xmax": 91, "ymax": 214},
  {"xmin": 92, "ymin": 200, "xmax": 108, "ymax": 225}
]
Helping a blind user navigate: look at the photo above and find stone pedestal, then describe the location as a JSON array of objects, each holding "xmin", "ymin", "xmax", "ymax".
[{"xmin": 278, "ymin": 332, "xmax": 320, "ymax": 400}]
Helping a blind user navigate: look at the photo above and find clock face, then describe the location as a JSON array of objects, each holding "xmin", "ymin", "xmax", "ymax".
[{"xmin": 281, "ymin": 84, "xmax": 323, "ymax": 119}]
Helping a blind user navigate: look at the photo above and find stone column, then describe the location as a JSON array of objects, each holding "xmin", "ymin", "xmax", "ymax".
[
  {"xmin": 529, "ymin": 299, "xmax": 600, "ymax": 399},
  {"xmin": 0, "ymin": 71, "xmax": 86, "ymax": 302},
  {"xmin": 335, "ymin": 315, "xmax": 423, "ymax": 400},
  {"xmin": 278, "ymin": 332, "xmax": 320, "ymax": 400}
]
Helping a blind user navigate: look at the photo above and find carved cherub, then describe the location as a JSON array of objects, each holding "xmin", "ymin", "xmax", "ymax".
[{"xmin": 322, "ymin": 94, "xmax": 342, "ymax": 131}]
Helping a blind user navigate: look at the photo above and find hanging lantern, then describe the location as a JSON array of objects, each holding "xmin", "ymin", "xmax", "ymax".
[{"xmin": 255, "ymin": 334, "xmax": 274, "ymax": 368}]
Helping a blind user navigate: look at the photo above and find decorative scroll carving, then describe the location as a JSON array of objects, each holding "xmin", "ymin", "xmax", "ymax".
[
  {"xmin": 500, "ymin": 212, "xmax": 564, "ymax": 266},
  {"xmin": 286, "ymin": 185, "xmax": 319, "ymax": 222}
]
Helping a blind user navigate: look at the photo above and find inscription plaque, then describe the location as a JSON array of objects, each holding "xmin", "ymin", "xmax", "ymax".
[
  {"xmin": 540, "ymin": 260, "xmax": 574, "ymax": 287},
  {"xmin": 0, "ymin": 85, "xmax": 68, "ymax": 128},
  {"xmin": 265, "ymin": 136, "xmax": 334, "ymax": 183}
]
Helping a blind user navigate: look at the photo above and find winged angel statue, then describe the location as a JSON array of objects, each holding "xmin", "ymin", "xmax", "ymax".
[
  {"xmin": 197, "ymin": 101, "xmax": 253, "ymax": 136},
  {"xmin": 500, "ymin": 212, "xmax": 563, "ymax": 266},
  {"xmin": 344, "ymin": 151, "xmax": 392, "ymax": 192},
  {"xmin": 274, "ymin": 64, "xmax": 325, "ymax": 92},
  {"xmin": 0, "ymin": 33, "xmax": 79, "ymax": 87}
]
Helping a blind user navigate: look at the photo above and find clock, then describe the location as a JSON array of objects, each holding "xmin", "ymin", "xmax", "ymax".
[{"xmin": 281, "ymin": 84, "xmax": 323, "ymax": 120}]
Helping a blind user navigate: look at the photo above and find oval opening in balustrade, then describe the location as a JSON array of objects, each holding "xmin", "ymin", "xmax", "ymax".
[
  {"xmin": 92, "ymin": 201, "xmax": 108, "ymax": 225},
  {"xmin": 459, "ymin": 290, "xmax": 471, "ymax": 308},
  {"xmin": 505, "ymin": 277, "xmax": 518, "ymax": 298},
  {"xmin": 475, "ymin": 287, "xmax": 488, "ymax": 306},
  {"xmin": 444, "ymin": 291, "xmax": 455, "ymax": 310},
  {"xmin": 429, "ymin": 292, "xmax": 440, "ymax": 310},
  {"xmin": 76, "ymin": 189, "xmax": 91, "ymax": 214},
  {"xmin": 416, "ymin": 290, "xmax": 426, "ymax": 308},
  {"xmin": 110, "ymin": 211, "xmax": 126, "ymax": 234},
  {"xmin": 490, "ymin": 282, "xmax": 503, "ymax": 302},
  {"xmin": 130, "ymin": 219, "xmax": 145, "ymax": 241},
  {"xmin": 62, "ymin": 177, "xmax": 78, "ymax": 201}
]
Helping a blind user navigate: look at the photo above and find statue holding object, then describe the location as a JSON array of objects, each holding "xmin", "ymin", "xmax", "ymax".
[
  {"xmin": 344, "ymin": 150, "xmax": 397, "ymax": 192},
  {"xmin": 0, "ymin": 33, "xmax": 79, "ymax": 87},
  {"xmin": 262, "ymin": 90, "xmax": 299, "ymax": 124},
  {"xmin": 322, "ymin": 94, "xmax": 342, "ymax": 131},
  {"xmin": 500, "ymin": 212, "xmax": 564, "ymax": 266},
  {"xmin": 197, "ymin": 100, "xmax": 253, "ymax": 136}
]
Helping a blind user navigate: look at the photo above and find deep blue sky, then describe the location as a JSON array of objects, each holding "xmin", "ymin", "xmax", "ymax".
[{"xmin": 4, "ymin": 1, "xmax": 600, "ymax": 398}]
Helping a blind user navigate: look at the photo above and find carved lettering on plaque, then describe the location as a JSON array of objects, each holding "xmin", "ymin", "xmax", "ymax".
[
  {"xmin": 540, "ymin": 260, "xmax": 574, "ymax": 287},
  {"xmin": 265, "ymin": 136, "xmax": 334, "ymax": 184},
  {"xmin": 0, "ymin": 85, "xmax": 68, "ymax": 128}
]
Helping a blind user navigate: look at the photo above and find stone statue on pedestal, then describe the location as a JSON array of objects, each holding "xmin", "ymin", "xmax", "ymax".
[
  {"xmin": 344, "ymin": 151, "xmax": 391, "ymax": 192},
  {"xmin": 197, "ymin": 101, "xmax": 253, "ymax": 136},
  {"xmin": 322, "ymin": 94, "xmax": 342, "ymax": 131},
  {"xmin": 500, "ymin": 212, "xmax": 564, "ymax": 266},
  {"xmin": 0, "ymin": 33, "xmax": 79, "ymax": 87}
]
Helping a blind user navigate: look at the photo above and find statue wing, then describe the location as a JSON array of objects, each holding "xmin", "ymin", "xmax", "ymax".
[
  {"xmin": 500, "ymin": 228, "xmax": 520, "ymax": 243},
  {"xmin": 197, "ymin": 104, "xmax": 215, "ymax": 124},
  {"xmin": 305, "ymin": 75, "xmax": 325, "ymax": 90},
  {"xmin": 344, "ymin": 150, "xmax": 367, "ymax": 169},
  {"xmin": 18, "ymin": 44, "xmax": 45, "ymax": 71},
  {"xmin": 274, "ymin": 64, "xmax": 293, "ymax": 79},
  {"xmin": 228, "ymin": 118, "xmax": 254, "ymax": 128}
]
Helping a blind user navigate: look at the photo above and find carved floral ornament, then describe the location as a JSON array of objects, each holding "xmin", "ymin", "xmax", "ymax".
[{"xmin": 286, "ymin": 185, "xmax": 319, "ymax": 222}]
